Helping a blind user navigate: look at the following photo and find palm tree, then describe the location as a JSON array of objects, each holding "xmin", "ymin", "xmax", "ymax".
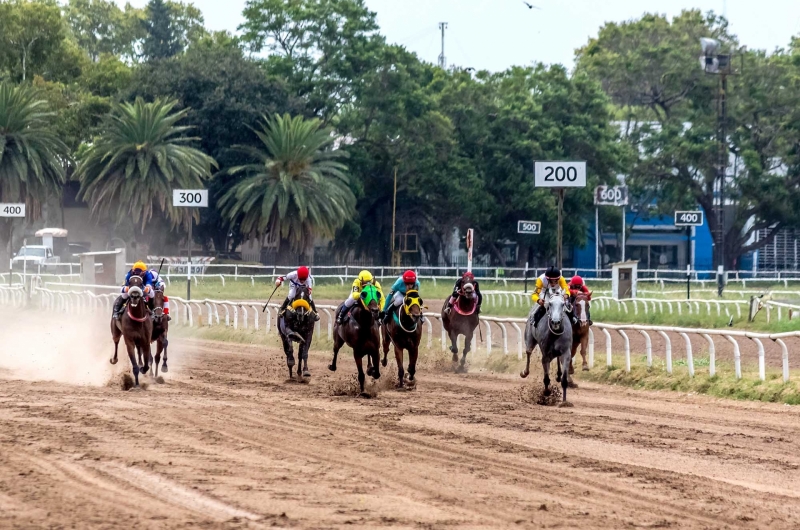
[
  {"xmin": 76, "ymin": 97, "xmax": 217, "ymax": 231},
  {"xmin": 0, "ymin": 82, "xmax": 68, "ymax": 253},
  {"xmin": 219, "ymin": 113, "xmax": 356, "ymax": 255},
  {"xmin": 0, "ymin": 82, "xmax": 68, "ymax": 209}
]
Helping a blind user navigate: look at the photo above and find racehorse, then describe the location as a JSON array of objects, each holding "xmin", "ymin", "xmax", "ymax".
[
  {"xmin": 278, "ymin": 284, "xmax": 315, "ymax": 379},
  {"xmin": 110, "ymin": 276, "xmax": 153, "ymax": 388},
  {"xmin": 150, "ymin": 289, "xmax": 169, "ymax": 377},
  {"xmin": 441, "ymin": 281, "xmax": 479, "ymax": 372},
  {"xmin": 568, "ymin": 291, "xmax": 591, "ymax": 382},
  {"xmin": 329, "ymin": 284, "xmax": 382, "ymax": 396},
  {"xmin": 381, "ymin": 289, "xmax": 424, "ymax": 390},
  {"xmin": 520, "ymin": 287, "xmax": 573, "ymax": 405}
]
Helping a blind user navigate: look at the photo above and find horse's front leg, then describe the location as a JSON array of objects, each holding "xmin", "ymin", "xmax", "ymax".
[
  {"xmin": 407, "ymin": 344, "xmax": 418, "ymax": 389},
  {"xmin": 354, "ymin": 354, "xmax": 368, "ymax": 397},
  {"xmin": 154, "ymin": 338, "xmax": 163, "ymax": 378},
  {"xmin": 281, "ymin": 334, "xmax": 295, "ymax": 379},
  {"xmin": 140, "ymin": 342, "xmax": 151, "ymax": 375},
  {"xmin": 541, "ymin": 357, "xmax": 551, "ymax": 396},
  {"xmin": 561, "ymin": 352, "xmax": 571, "ymax": 403},
  {"xmin": 581, "ymin": 334, "xmax": 589, "ymax": 371},
  {"xmin": 111, "ymin": 338, "xmax": 120, "ymax": 365},
  {"xmin": 125, "ymin": 339, "xmax": 140, "ymax": 388},
  {"xmin": 161, "ymin": 335, "xmax": 169, "ymax": 373},
  {"xmin": 381, "ymin": 326, "xmax": 390, "ymax": 367},
  {"xmin": 394, "ymin": 344, "xmax": 405, "ymax": 388},
  {"xmin": 459, "ymin": 329, "xmax": 473, "ymax": 371},
  {"xmin": 448, "ymin": 329, "xmax": 459, "ymax": 360},
  {"xmin": 329, "ymin": 333, "xmax": 342, "ymax": 371}
]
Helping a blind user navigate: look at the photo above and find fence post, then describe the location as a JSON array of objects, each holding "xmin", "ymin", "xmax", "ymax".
[
  {"xmin": 701, "ymin": 334, "xmax": 715, "ymax": 377},
  {"xmin": 601, "ymin": 328, "xmax": 612, "ymax": 367},
  {"xmin": 752, "ymin": 337, "xmax": 766, "ymax": 381},
  {"xmin": 618, "ymin": 330, "xmax": 630, "ymax": 372},
  {"xmin": 776, "ymin": 339, "xmax": 789, "ymax": 382},
  {"xmin": 726, "ymin": 335, "xmax": 742, "ymax": 379},
  {"xmin": 678, "ymin": 332, "xmax": 694, "ymax": 377},
  {"xmin": 657, "ymin": 331, "xmax": 672, "ymax": 374},
  {"xmin": 638, "ymin": 330, "xmax": 652, "ymax": 368},
  {"xmin": 510, "ymin": 322, "xmax": 523, "ymax": 360}
]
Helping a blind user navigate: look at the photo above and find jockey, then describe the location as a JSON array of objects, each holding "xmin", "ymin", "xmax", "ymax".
[
  {"xmin": 530, "ymin": 265, "xmax": 569, "ymax": 329},
  {"xmin": 148, "ymin": 267, "xmax": 171, "ymax": 321},
  {"xmin": 112, "ymin": 260, "xmax": 156, "ymax": 319},
  {"xmin": 382, "ymin": 270, "xmax": 421, "ymax": 324},
  {"xmin": 445, "ymin": 271, "xmax": 482, "ymax": 315},
  {"xmin": 568, "ymin": 275, "xmax": 592, "ymax": 325},
  {"xmin": 337, "ymin": 269, "xmax": 384, "ymax": 325},
  {"xmin": 276, "ymin": 266, "xmax": 320, "ymax": 321}
]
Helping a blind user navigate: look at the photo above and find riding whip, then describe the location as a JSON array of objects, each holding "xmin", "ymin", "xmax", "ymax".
[{"xmin": 262, "ymin": 282, "xmax": 281, "ymax": 312}]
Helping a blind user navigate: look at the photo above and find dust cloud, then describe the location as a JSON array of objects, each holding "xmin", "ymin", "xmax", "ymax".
[{"xmin": 0, "ymin": 308, "xmax": 120, "ymax": 386}]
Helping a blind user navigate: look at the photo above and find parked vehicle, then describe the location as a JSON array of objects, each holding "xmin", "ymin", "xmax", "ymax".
[{"xmin": 12, "ymin": 245, "xmax": 60, "ymax": 272}]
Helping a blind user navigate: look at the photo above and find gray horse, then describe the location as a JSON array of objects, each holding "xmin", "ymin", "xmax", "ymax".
[{"xmin": 520, "ymin": 287, "xmax": 574, "ymax": 405}]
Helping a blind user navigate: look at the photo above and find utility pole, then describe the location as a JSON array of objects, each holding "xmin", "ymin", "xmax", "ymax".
[
  {"xmin": 391, "ymin": 167, "xmax": 401, "ymax": 268},
  {"xmin": 438, "ymin": 22, "xmax": 448, "ymax": 69}
]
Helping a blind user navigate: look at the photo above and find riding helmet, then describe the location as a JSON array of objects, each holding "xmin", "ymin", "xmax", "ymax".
[
  {"xmin": 402, "ymin": 270, "xmax": 417, "ymax": 283},
  {"xmin": 358, "ymin": 270, "xmax": 374, "ymax": 285},
  {"xmin": 545, "ymin": 266, "xmax": 561, "ymax": 279},
  {"xmin": 133, "ymin": 260, "xmax": 147, "ymax": 271},
  {"xmin": 297, "ymin": 266, "xmax": 310, "ymax": 281},
  {"xmin": 570, "ymin": 275, "xmax": 584, "ymax": 287},
  {"xmin": 462, "ymin": 271, "xmax": 475, "ymax": 282}
]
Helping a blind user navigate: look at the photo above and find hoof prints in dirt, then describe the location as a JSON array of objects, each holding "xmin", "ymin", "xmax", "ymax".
[
  {"xmin": 115, "ymin": 373, "xmax": 150, "ymax": 391},
  {"xmin": 518, "ymin": 382, "xmax": 563, "ymax": 406},
  {"xmin": 326, "ymin": 369, "xmax": 398, "ymax": 398}
]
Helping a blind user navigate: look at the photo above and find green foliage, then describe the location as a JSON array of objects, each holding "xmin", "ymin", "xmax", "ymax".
[
  {"xmin": 0, "ymin": 82, "xmax": 69, "ymax": 204},
  {"xmin": 76, "ymin": 98, "xmax": 217, "ymax": 231},
  {"xmin": 141, "ymin": 0, "xmax": 181, "ymax": 60},
  {"xmin": 219, "ymin": 114, "xmax": 356, "ymax": 254}
]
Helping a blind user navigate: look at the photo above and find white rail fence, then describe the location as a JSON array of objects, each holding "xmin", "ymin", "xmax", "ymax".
[{"xmin": 12, "ymin": 286, "xmax": 797, "ymax": 383}]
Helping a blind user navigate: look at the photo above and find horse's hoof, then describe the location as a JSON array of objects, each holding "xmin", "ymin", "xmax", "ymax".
[
  {"xmin": 359, "ymin": 392, "xmax": 372, "ymax": 399},
  {"xmin": 520, "ymin": 370, "xmax": 529, "ymax": 379},
  {"xmin": 141, "ymin": 366, "xmax": 149, "ymax": 375},
  {"xmin": 109, "ymin": 358, "xmax": 118, "ymax": 365},
  {"xmin": 328, "ymin": 364, "xmax": 336, "ymax": 372},
  {"xmin": 395, "ymin": 382, "xmax": 405, "ymax": 390},
  {"xmin": 544, "ymin": 388, "xmax": 551, "ymax": 396},
  {"xmin": 568, "ymin": 381, "xmax": 579, "ymax": 388},
  {"xmin": 449, "ymin": 346, "xmax": 458, "ymax": 354},
  {"xmin": 555, "ymin": 374, "xmax": 562, "ymax": 383},
  {"xmin": 558, "ymin": 401, "xmax": 574, "ymax": 408},
  {"xmin": 302, "ymin": 370, "xmax": 311, "ymax": 378},
  {"xmin": 161, "ymin": 365, "xmax": 168, "ymax": 373},
  {"xmin": 582, "ymin": 366, "xmax": 589, "ymax": 372}
]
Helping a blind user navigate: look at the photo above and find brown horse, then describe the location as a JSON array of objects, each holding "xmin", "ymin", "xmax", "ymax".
[
  {"xmin": 329, "ymin": 284, "xmax": 382, "ymax": 396},
  {"xmin": 441, "ymin": 282, "xmax": 479, "ymax": 372},
  {"xmin": 150, "ymin": 290, "xmax": 169, "ymax": 377},
  {"xmin": 110, "ymin": 276, "xmax": 153, "ymax": 388},
  {"xmin": 568, "ymin": 291, "xmax": 591, "ymax": 382},
  {"xmin": 381, "ymin": 289, "xmax": 424, "ymax": 390}
]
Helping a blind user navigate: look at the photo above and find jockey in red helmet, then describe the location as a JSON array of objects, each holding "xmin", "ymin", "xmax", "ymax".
[
  {"xmin": 276, "ymin": 266, "xmax": 319, "ymax": 320},
  {"xmin": 382, "ymin": 270, "xmax": 421, "ymax": 323},
  {"xmin": 445, "ymin": 270, "xmax": 483, "ymax": 315}
]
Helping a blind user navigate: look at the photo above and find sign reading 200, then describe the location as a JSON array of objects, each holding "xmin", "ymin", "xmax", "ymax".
[{"xmin": 534, "ymin": 161, "xmax": 587, "ymax": 188}]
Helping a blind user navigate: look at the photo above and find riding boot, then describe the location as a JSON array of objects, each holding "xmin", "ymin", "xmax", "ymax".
[
  {"xmin": 278, "ymin": 297, "xmax": 290, "ymax": 316},
  {"xmin": 383, "ymin": 306, "xmax": 394, "ymax": 324},
  {"xmin": 532, "ymin": 305, "xmax": 545, "ymax": 328},
  {"xmin": 112, "ymin": 296, "xmax": 125, "ymax": 320},
  {"xmin": 587, "ymin": 307, "xmax": 593, "ymax": 326},
  {"xmin": 337, "ymin": 304, "xmax": 352, "ymax": 325},
  {"xmin": 309, "ymin": 299, "xmax": 320, "ymax": 321}
]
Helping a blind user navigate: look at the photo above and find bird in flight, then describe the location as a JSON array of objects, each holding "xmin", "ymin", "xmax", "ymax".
[{"xmin": 522, "ymin": 1, "xmax": 541, "ymax": 9}]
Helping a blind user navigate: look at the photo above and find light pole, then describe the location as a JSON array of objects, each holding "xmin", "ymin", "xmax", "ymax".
[{"xmin": 700, "ymin": 38, "xmax": 740, "ymax": 295}]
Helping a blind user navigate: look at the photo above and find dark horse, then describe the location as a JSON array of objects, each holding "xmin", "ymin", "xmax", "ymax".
[
  {"xmin": 520, "ymin": 287, "xmax": 573, "ymax": 405},
  {"xmin": 150, "ymin": 289, "xmax": 169, "ymax": 377},
  {"xmin": 441, "ymin": 281, "xmax": 479, "ymax": 372},
  {"xmin": 278, "ymin": 284, "xmax": 315, "ymax": 379},
  {"xmin": 381, "ymin": 289, "xmax": 424, "ymax": 390},
  {"xmin": 110, "ymin": 276, "xmax": 153, "ymax": 388},
  {"xmin": 329, "ymin": 284, "xmax": 382, "ymax": 396},
  {"xmin": 568, "ymin": 291, "xmax": 591, "ymax": 383}
]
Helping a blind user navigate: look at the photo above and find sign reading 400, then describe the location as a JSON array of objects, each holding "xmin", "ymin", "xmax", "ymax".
[
  {"xmin": 0, "ymin": 203, "xmax": 26, "ymax": 217},
  {"xmin": 534, "ymin": 161, "xmax": 587, "ymax": 188},
  {"xmin": 173, "ymin": 189, "xmax": 209, "ymax": 208}
]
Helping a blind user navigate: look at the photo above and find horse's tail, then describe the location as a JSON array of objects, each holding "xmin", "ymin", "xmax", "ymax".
[{"xmin": 287, "ymin": 330, "xmax": 306, "ymax": 344}]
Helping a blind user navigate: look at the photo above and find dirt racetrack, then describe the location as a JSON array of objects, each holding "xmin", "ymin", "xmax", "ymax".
[{"xmin": 3, "ymin": 334, "xmax": 800, "ymax": 529}]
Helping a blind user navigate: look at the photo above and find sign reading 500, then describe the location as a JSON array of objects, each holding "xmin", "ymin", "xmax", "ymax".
[{"xmin": 534, "ymin": 161, "xmax": 587, "ymax": 188}]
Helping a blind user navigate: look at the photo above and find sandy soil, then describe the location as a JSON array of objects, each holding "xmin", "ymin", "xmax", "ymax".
[{"xmin": 2, "ymin": 322, "xmax": 800, "ymax": 530}]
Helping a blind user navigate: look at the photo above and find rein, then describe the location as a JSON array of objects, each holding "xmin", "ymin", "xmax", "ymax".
[{"xmin": 127, "ymin": 304, "xmax": 148, "ymax": 323}]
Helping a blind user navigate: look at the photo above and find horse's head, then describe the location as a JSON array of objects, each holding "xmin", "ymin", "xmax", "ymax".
[
  {"xmin": 572, "ymin": 292, "xmax": 590, "ymax": 328},
  {"xmin": 289, "ymin": 299, "xmax": 313, "ymax": 329},
  {"xmin": 152, "ymin": 288, "xmax": 165, "ymax": 321},
  {"xmin": 359, "ymin": 284, "xmax": 381, "ymax": 320},
  {"xmin": 403, "ymin": 289, "xmax": 424, "ymax": 323},
  {"xmin": 547, "ymin": 293, "xmax": 565, "ymax": 328},
  {"xmin": 461, "ymin": 282, "xmax": 475, "ymax": 297},
  {"xmin": 128, "ymin": 276, "xmax": 144, "ymax": 307}
]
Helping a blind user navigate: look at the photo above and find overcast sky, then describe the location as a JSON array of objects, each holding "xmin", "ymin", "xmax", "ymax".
[{"xmin": 119, "ymin": 0, "xmax": 800, "ymax": 71}]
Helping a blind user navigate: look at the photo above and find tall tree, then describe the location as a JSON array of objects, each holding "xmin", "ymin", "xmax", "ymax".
[
  {"xmin": 219, "ymin": 114, "xmax": 356, "ymax": 258},
  {"xmin": 239, "ymin": 0, "xmax": 383, "ymax": 120},
  {"xmin": 76, "ymin": 98, "xmax": 217, "ymax": 231},
  {"xmin": 576, "ymin": 9, "xmax": 800, "ymax": 268},
  {"xmin": 141, "ymin": 0, "xmax": 181, "ymax": 60},
  {"xmin": 0, "ymin": 82, "xmax": 69, "ymax": 250}
]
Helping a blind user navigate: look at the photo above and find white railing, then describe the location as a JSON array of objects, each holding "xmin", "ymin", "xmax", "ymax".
[{"xmin": 13, "ymin": 286, "xmax": 800, "ymax": 384}]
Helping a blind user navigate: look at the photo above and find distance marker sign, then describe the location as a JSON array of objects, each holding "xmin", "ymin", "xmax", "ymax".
[
  {"xmin": 517, "ymin": 220, "xmax": 541, "ymax": 235},
  {"xmin": 674, "ymin": 210, "xmax": 704, "ymax": 227},
  {"xmin": 534, "ymin": 161, "xmax": 587, "ymax": 188},
  {"xmin": 172, "ymin": 189, "xmax": 209, "ymax": 207},
  {"xmin": 0, "ymin": 204, "xmax": 25, "ymax": 217}
]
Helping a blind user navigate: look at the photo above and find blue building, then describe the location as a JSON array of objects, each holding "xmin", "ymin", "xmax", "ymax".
[{"xmin": 572, "ymin": 207, "xmax": 714, "ymax": 276}]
